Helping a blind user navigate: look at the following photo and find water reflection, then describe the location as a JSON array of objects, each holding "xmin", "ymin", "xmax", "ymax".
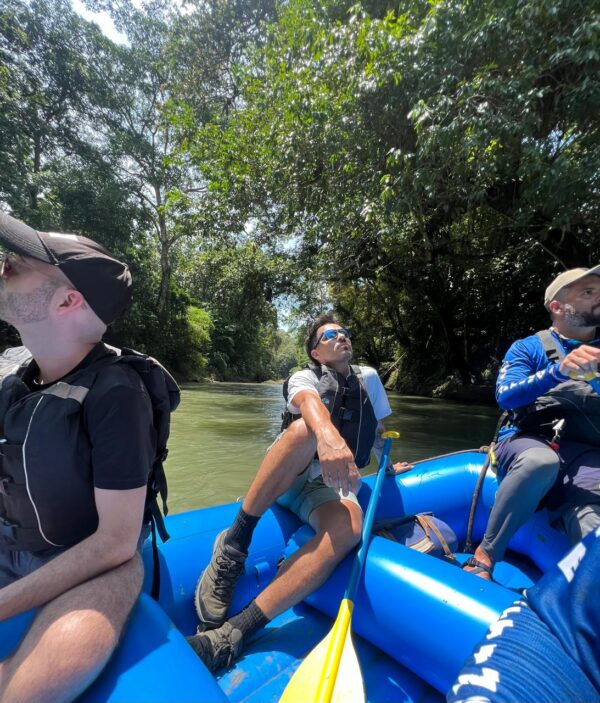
[{"xmin": 167, "ymin": 382, "xmax": 499, "ymax": 513}]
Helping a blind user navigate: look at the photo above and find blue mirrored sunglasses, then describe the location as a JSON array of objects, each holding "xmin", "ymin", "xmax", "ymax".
[{"xmin": 314, "ymin": 327, "xmax": 352, "ymax": 348}]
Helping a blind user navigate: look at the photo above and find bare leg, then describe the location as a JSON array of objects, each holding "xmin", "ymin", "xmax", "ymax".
[
  {"xmin": 243, "ymin": 419, "xmax": 318, "ymax": 516},
  {"xmin": 256, "ymin": 499, "xmax": 363, "ymax": 619},
  {"xmin": 0, "ymin": 555, "xmax": 143, "ymax": 703}
]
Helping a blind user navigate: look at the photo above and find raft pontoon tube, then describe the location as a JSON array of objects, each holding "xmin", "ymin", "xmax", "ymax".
[{"xmin": 0, "ymin": 451, "xmax": 571, "ymax": 702}]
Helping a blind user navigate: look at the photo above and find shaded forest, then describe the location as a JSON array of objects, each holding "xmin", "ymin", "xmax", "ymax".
[{"xmin": 1, "ymin": 0, "xmax": 598, "ymax": 396}]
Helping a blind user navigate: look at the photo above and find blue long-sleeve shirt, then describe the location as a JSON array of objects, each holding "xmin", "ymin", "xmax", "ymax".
[
  {"xmin": 496, "ymin": 329, "xmax": 600, "ymax": 439},
  {"xmin": 448, "ymin": 528, "xmax": 600, "ymax": 703}
]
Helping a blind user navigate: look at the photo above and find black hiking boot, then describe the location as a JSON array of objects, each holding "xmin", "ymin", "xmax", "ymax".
[
  {"xmin": 194, "ymin": 530, "xmax": 247, "ymax": 630},
  {"xmin": 187, "ymin": 622, "xmax": 244, "ymax": 673}
]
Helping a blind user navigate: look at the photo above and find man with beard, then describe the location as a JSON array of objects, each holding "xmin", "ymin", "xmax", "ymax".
[
  {"xmin": 464, "ymin": 267, "xmax": 600, "ymax": 580},
  {"xmin": 0, "ymin": 213, "xmax": 176, "ymax": 702},
  {"xmin": 188, "ymin": 313, "xmax": 410, "ymax": 671}
]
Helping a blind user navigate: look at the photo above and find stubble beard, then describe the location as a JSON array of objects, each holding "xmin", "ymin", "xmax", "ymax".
[
  {"xmin": 564, "ymin": 304, "xmax": 600, "ymax": 329},
  {"xmin": 0, "ymin": 279, "xmax": 59, "ymax": 325}
]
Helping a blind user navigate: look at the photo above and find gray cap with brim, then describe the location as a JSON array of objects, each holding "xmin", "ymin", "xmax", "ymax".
[{"xmin": 544, "ymin": 266, "xmax": 600, "ymax": 308}]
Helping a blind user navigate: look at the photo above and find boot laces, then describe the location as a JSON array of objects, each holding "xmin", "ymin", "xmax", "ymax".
[{"xmin": 212, "ymin": 554, "xmax": 244, "ymax": 599}]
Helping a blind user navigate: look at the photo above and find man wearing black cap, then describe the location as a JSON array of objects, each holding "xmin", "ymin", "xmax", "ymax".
[
  {"xmin": 0, "ymin": 212, "xmax": 171, "ymax": 702},
  {"xmin": 464, "ymin": 266, "xmax": 600, "ymax": 580}
]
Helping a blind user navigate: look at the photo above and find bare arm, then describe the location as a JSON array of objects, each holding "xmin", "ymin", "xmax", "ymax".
[
  {"xmin": 294, "ymin": 389, "xmax": 360, "ymax": 495},
  {"xmin": 0, "ymin": 485, "xmax": 146, "ymax": 621}
]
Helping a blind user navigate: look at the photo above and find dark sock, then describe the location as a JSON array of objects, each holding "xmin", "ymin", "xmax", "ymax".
[
  {"xmin": 225, "ymin": 507, "xmax": 260, "ymax": 554},
  {"xmin": 229, "ymin": 600, "xmax": 270, "ymax": 639}
]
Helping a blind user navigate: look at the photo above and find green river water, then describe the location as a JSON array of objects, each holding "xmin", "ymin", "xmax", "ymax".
[{"xmin": 166, "ymin": 383, "xmax": 499, "ymax": 514}]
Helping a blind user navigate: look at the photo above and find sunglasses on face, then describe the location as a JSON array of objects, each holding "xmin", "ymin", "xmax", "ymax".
[{"xmin": 314, "ymin": 327, "xmax": 352, "ymax": 348}]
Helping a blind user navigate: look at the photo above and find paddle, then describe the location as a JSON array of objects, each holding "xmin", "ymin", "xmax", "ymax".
[{"xmin": 280, "ymin": 430, "xmax": 400, "ymax": 703}]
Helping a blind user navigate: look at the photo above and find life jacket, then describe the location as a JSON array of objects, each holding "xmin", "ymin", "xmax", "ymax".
[
  {"xmin": 0, "ymin": 344, "xmax": 180, "ymax": 555},
  {"xmin": 281, "ymin": 364, "xmax": 378, "ymax": 468},
  {"xmin": 510, "ymin": 329, "xmax": 600, "ymax": 446}
]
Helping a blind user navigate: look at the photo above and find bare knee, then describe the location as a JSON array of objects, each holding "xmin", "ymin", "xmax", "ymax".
[
  {"xmin": 282, "ymin": 418, "xmax": 315, "ymax": 448},
  {"xmin": 271, "ymin": 419, "xmax": 317, "ymax": 472},
  {"xmin": 0, "ymin": 558, "xmax": 142, "ymax": 703},
  {"xmin": 53, "ymin": 607, "xmax": 119, "ymax": 658},
  {"xmin": 0, "ymin": 610, "xmax": 118, "ymax": 703}
]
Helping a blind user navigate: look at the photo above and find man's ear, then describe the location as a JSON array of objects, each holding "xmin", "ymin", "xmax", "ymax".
[
  {"xmin": 310, "ymin": 347, "xmax": 320, "ymax": 363},
  {"xmin": 55, "ymin": 289, "xmax": 87, "ymax": 316},
  {"xmin": 547, "ymin": 299, "xmax": 562, "ymax": 316}
]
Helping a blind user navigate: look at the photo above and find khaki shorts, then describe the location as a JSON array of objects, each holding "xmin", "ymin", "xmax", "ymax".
[
  {"xmin": 269, "ymin": 423, "xmax": 361, "ymax": 524},
  {"xmin": 276, "ymin": 464, "xmax": 360, "ymax": 524}
]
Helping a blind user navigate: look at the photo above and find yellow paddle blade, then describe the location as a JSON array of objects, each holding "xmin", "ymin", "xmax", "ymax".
[
  {"xmin": 381, "ymin": 430, "xmax": 400, "ymax": 439},
  {"xmin": 280, "ymin": 600, "xmax": 365, "ymax": 703}
]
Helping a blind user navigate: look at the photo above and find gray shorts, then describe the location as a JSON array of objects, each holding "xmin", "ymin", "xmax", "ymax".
[
  {"xmin": 0, "ymin": 525, "xmax": 150, "ymax": 590},
  {"xmin": 0, "ymin": 546, "xmax": 64, "ymax": 589},
  {"xmin": 275, "ymin": 459, "xmax": 361, "ymax": 524}
]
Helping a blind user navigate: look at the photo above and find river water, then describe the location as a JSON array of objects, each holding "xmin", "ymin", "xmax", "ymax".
[{"xmin": 166, "ymin": 383, "xmax": 500, "ymax": 513}]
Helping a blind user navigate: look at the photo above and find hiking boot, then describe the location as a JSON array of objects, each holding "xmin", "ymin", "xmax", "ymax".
[
  {"xmin": 187, "ymin": 622, "xmax": 243, "ymax": 673},
  {"xmin": 194, "ymin": 530, "xmax": 247, "ymax": 629}
]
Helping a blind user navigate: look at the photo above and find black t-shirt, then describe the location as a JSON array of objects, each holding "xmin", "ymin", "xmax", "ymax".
[{"xmin": 21, "ymin": 344, "xmax": 156, "ymax": 491}]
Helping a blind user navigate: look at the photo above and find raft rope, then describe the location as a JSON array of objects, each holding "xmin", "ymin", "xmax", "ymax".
[
  {"xmin": 463, "ymin": 412, "xmax": 507, "ymax": 553},
  {"xmin": 463, "ymin": 446, "xmax": 495, "ymax": 554},
  {"xmin": 405, "ymin": 447, "xmax": 487, "ymax": 466}
]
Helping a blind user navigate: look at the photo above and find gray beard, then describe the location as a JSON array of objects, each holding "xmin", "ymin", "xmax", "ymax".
[
  {"xmin": 0, "ymin": 280, "xmax": 59, "ymax": 325},
  {"xmin": 564, "ymin": 308, "xmax": 600, "ymax": 328}
]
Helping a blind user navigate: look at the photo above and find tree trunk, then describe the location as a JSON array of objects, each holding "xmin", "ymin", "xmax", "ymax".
[{"xmin": 155, "ymin": 186, "xmax": 171, "ymax": 316}]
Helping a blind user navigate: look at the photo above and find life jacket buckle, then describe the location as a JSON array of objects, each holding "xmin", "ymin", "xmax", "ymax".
[{"xmin": 549, "ymin": 418, "xmax": 566, "ymax": 451}]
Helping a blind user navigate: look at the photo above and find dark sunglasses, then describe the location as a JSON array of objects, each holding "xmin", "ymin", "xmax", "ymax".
[{"xmin": 314, "ymin": 327, "xmax": 352, "ymax": 348}]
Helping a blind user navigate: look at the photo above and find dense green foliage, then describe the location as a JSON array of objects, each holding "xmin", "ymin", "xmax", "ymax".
[{"xmin": 1, "ymin": 0, "xmax": 599, "ymax": 391}]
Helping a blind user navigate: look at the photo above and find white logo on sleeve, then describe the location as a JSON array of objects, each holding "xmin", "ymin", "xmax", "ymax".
[
  {"xmin": 473, "ymin": 644, "xmax": 497, "ymax": 664},
  {"xmin": 487, "ymin": 618, "xmax": 515, "ymax": 639},
  {"xmin": 558, "ymin": 540, "xmax": 587, "ymax": 583},
  {"xmin": 451, "ymin": 668, "xmax": 500, "ymax": 696}
]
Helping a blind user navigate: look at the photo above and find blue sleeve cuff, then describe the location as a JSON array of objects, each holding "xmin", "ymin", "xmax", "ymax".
[{"xmin": 549, "ymin": 362, "xmax": 570, "ymax": 382}]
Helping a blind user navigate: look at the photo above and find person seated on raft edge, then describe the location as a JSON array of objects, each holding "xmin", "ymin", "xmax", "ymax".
[
  {"xmin": 464, "ymin": 265, "xmax": 600, "ymax": 581},
  {"xmin": 0, "ymin": 213, "xmax": 167, "ymax": 703},
  {"xmin": 448, "ymin": 526, "xmax": 600, "ymax": 703},
  {"xmin": 188, "ymin": 312, "xmax": 412, "ymax": 672}
]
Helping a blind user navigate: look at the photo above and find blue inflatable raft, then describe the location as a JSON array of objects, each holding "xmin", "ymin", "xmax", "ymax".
[{"xmin": 0, "ymin": 450, "xmax": 572, "ymax": 702}]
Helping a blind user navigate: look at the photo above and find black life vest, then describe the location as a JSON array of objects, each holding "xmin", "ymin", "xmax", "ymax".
[
  {"xmin": 0, "ymin": 344, "xmax": 180, "ymax": 554},
  {"xmin": 511, "ymin": 329, "xmax": 600, "ymax": 446},
  {"xmin": 281, "ymin": 364, "xmax": 378, "ymax": 468}
]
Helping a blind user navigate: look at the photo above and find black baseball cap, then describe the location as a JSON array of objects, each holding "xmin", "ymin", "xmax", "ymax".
[{"xmin": 0, "ymin": 212, "xmax": 132, "ymax": 325}]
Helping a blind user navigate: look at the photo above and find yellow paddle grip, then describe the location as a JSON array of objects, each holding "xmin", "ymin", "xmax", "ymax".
[{"xmin": 381, "ymin": 431, "xmax": 400, "ymax": 439}]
